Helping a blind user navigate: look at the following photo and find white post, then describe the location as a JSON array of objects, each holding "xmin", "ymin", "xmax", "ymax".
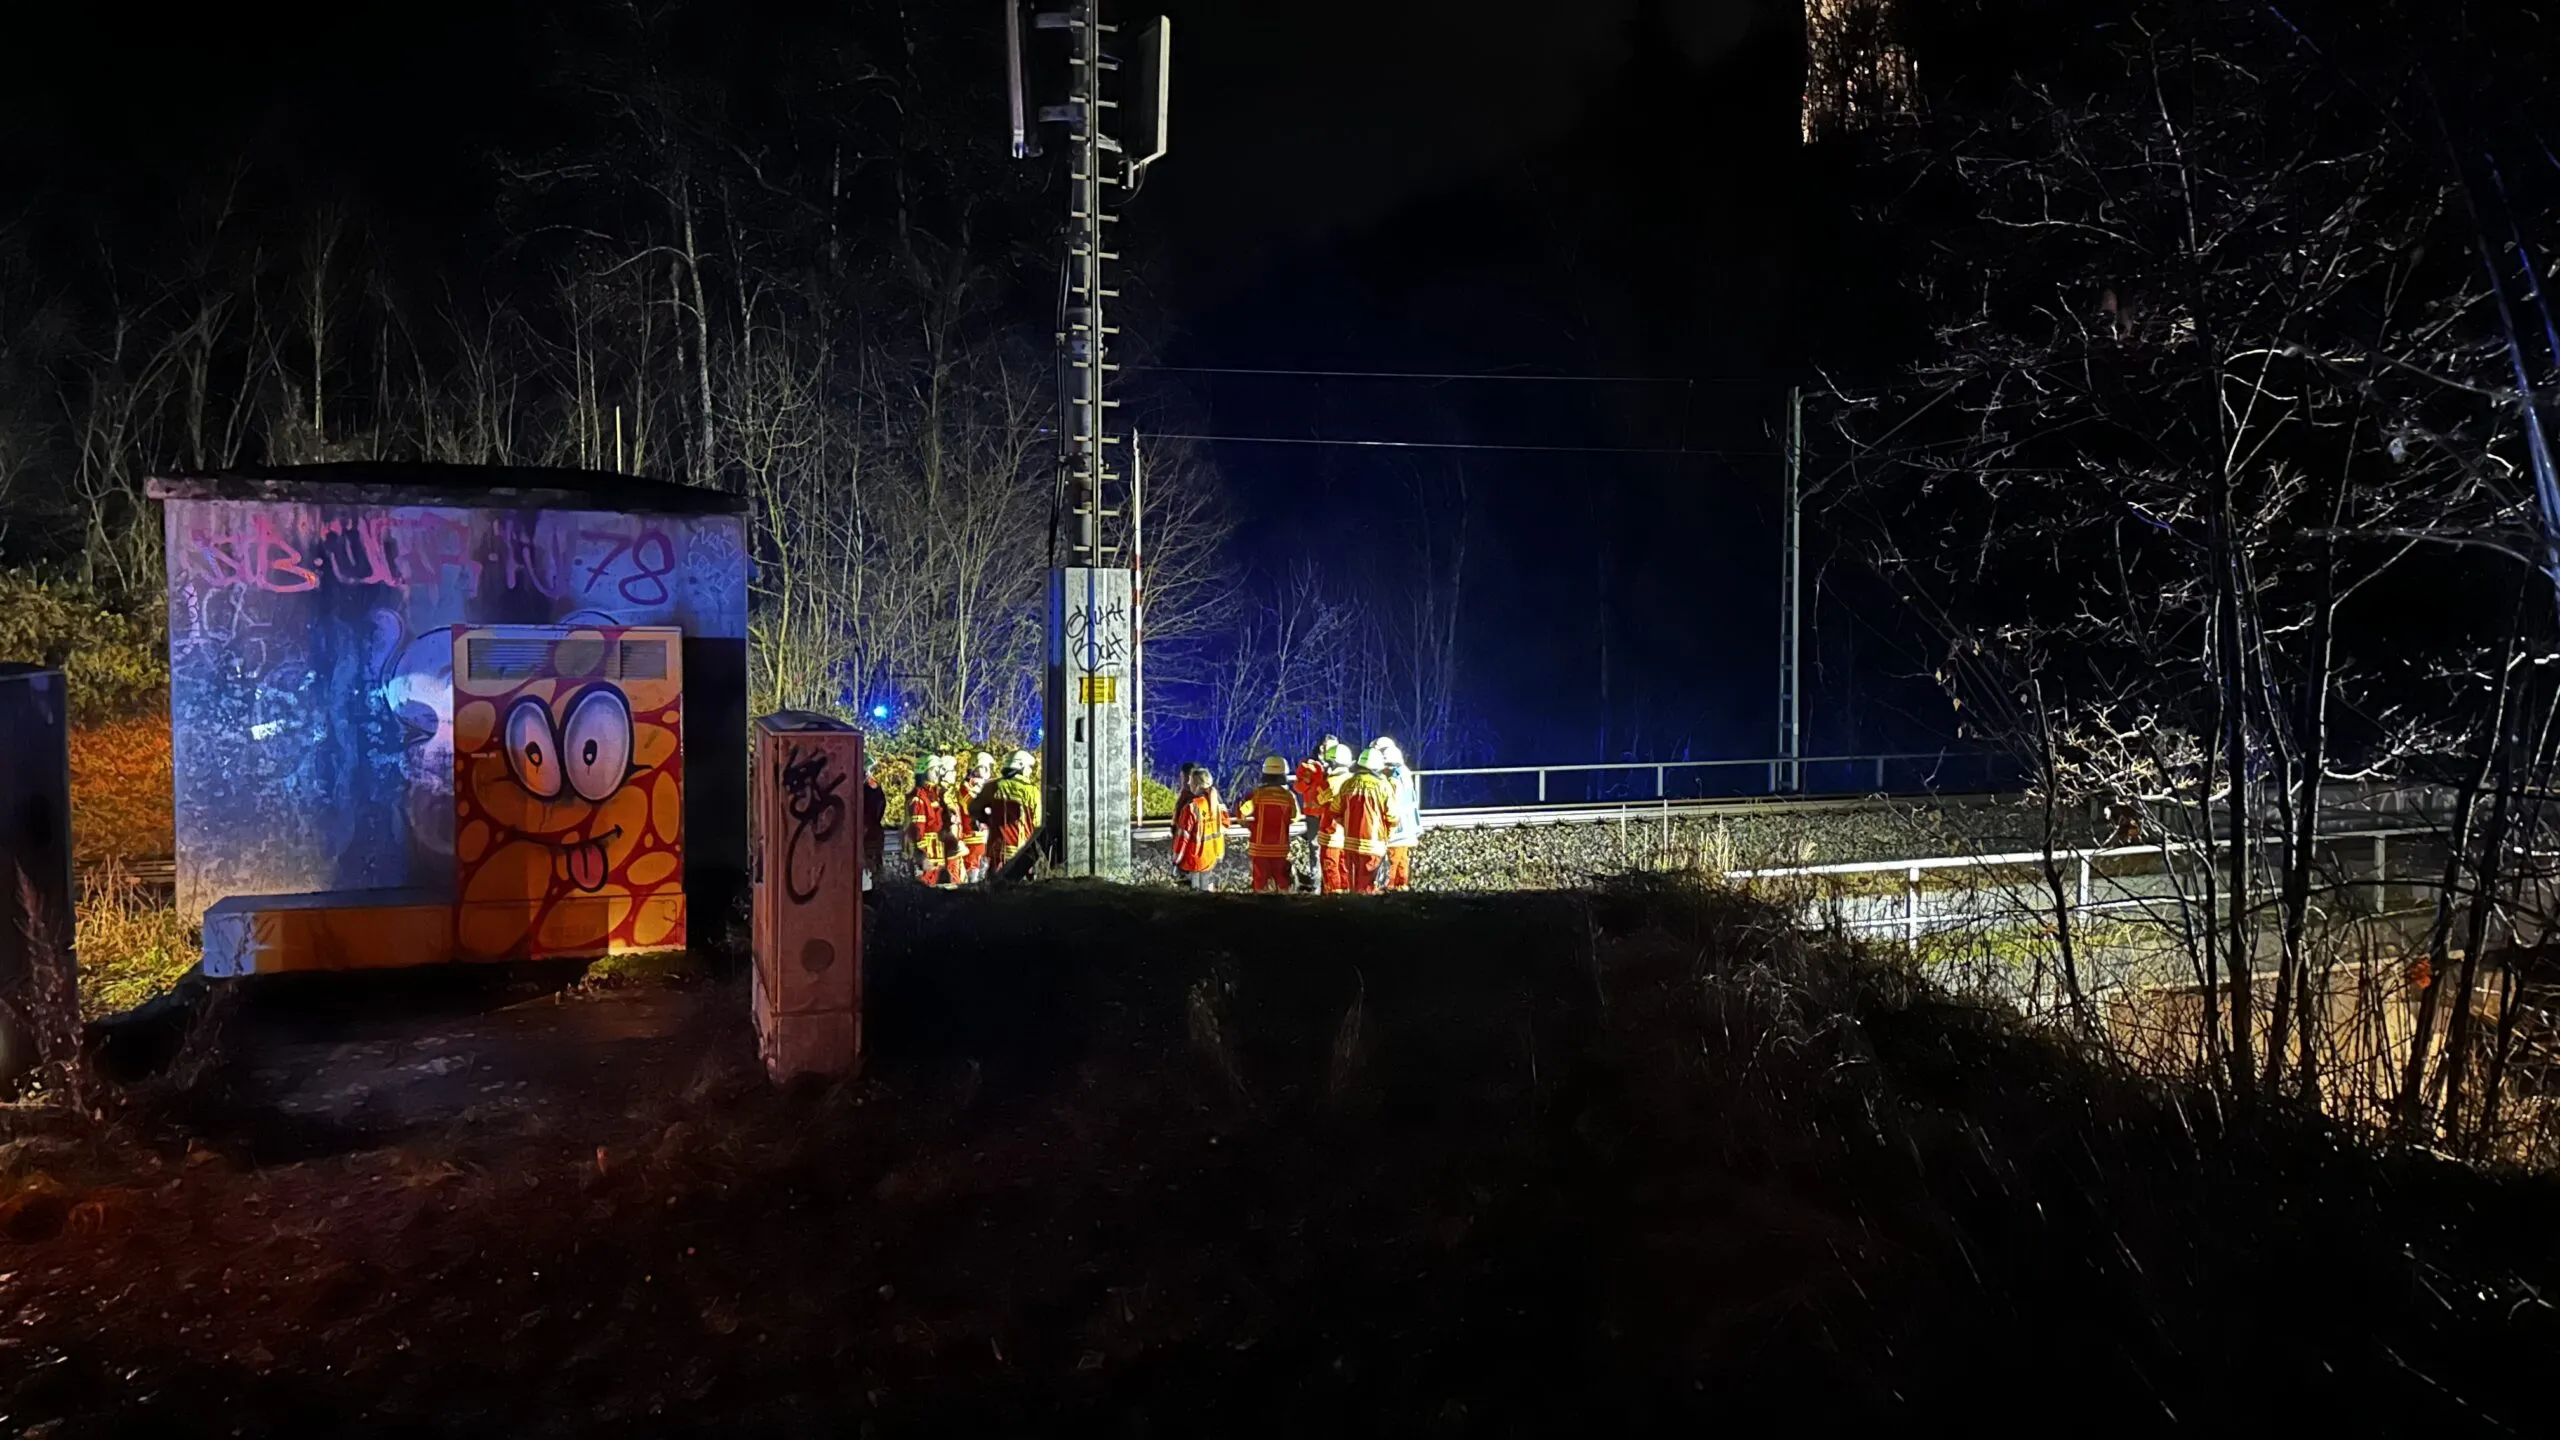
[
  {"xmin": 1905, "ymin": 865, "xmax": 1922, "ymax": 956},
  {"xmin": 1129, "ymin": 430, "xmax": 1145, "ymax": 819}
]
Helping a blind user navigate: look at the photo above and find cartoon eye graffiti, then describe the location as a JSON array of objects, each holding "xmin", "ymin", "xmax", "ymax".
[
  {"xmin": 561, "ymin": 684, "xmax": 635, "ymax": 803},
  {"xmin": 504, "ymin": 696, "xmax": 564, "ymax": 799}
]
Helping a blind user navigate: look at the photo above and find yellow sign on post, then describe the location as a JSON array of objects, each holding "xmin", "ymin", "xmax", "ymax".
[{"xmin": 1078, "ymin": 675, "xmax": 1119, "ymax": 705}]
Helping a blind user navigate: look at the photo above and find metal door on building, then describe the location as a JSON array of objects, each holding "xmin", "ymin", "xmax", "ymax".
[{"xmin": 452, "ymin": 625, "xmax": 688, "ymax": 959}]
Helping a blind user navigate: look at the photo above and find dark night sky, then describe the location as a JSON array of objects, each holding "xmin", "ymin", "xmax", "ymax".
[{"xmin": 0, "ymin": 0, "xmax": 1938, "ymax": 767}]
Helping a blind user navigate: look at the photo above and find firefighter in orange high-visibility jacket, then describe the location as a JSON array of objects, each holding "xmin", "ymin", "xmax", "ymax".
[
  {"xmin": 972, "ymin": 749, "xmax": 1042, "ymax": 873},
  {"xmin": 1335, "ymin": 747, "xmax": 1398, "ymax": 893},
  {"xmin": 1315, "ymin": 740, "xmax": 1354, "ymax": 893},
  {"xmin": 1237, "ymin": 755, "xmax": 1301, "ymax": 893},
  {"xmin": 908, "ymin": 754, "xmax": 951, "ymax": 884},
  {"xmin": 1293, "ymin": 735, "xmax": 1340, "ymax": 892},
  {"xmin": 956, "ymin": 751, "xmax": 995, "ymax": 883},
  {"xmin": 1170, "ymin": 764, "xmax": 1229, "ymax": 890},
  {"xmin": 1376, "ymin": 736, "xmax": 1421, "ymax": 890}
]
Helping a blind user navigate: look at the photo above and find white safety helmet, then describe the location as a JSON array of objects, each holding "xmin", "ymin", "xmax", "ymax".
[
  {"xmin": 931, "ymin": 754, "xmax": 957, "ymax": 783},
  {"xmin": 1356, "ymin": 746, "xmax": 1384, "ymax": 772},
  {"xmin": 1005, "ymin": 749, "xmax": 1036, "ymax": 777},
  {"xmin": 972, "ymin": 751, "xmax": 996, "ymax": 777},
  {"xmin": 1374, "ymin": 737, "xmax": 1404, "ymax": 768},
  {"xmin": 1326, "ymin": 740, "xmax": 1353, "ymax": 770}
]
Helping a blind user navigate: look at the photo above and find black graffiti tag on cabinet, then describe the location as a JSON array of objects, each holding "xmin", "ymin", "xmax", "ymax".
[{"xmin": 778, "ymin": 743, "xmax": 847, "ymax": 905}]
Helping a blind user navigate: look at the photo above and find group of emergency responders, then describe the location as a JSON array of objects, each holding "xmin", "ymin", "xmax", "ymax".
[
  {"xmin": 901, "ymin": 748, "xmax": 1045, "ymax": 886},
  {"xmin": 1169, "ymin": 734, "xmax": 1422, "ymax": 894}
]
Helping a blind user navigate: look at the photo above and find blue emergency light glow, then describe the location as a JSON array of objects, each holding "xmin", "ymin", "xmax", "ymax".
[{"xmin": 871, "ymin": 704, "xmax": 890, "ymax": 721}]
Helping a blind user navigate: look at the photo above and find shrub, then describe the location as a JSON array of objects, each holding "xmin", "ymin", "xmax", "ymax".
[
  {"xmin": 68, "ymin": 716, "xmax": 173, "ymax": 865},
  {"xmin": 0, "ymin": 570, "xmax": 168, "ymax": 723}
]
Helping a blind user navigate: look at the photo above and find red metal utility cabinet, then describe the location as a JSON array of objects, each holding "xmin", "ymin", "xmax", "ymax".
[{"xmin": 751, "ymin": 713, "xmax": 865, "ymax": 1081}]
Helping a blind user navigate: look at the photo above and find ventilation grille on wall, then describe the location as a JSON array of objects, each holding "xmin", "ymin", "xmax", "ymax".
[{"xmin": 466, "ymin": 635, "xmax": 673, "ymax": 682}]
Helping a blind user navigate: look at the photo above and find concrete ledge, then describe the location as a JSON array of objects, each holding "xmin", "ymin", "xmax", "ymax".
[{"xmin": 202, "ymin": 889, "xmax": 457, "ymax": 976}]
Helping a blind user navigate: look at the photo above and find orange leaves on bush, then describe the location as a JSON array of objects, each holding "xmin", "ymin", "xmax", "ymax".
[{"xmin": 69, "ymin": 715, "xmax": 173, "ymax": 866}]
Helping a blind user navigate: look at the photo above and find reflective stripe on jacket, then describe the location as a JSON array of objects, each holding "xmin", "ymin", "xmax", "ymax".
[{"xmin": 1239, "ymin": 784, "xmax": 1299, "ymax": 858}]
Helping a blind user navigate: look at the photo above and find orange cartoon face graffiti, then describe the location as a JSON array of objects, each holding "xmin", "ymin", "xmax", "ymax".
[{"xmin": 452, "ymin": 626, "xmax": 687, "ymax": 959}]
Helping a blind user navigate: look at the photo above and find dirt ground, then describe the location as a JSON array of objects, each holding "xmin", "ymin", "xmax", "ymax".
[{"xmin": 5, "ymin": 881, "xmax": 2560, "ymax": 1436}]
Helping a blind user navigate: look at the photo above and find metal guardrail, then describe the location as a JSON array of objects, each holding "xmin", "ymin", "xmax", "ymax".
[
  {"xmin": 1416, "ymin": 752, "xmax": 2000, "ymax": 805},
  {"xmin": 1731, "ymin": 825, "xmax": 2434, "ymax": 953},
  {"xmin": 1128, "ymin": 789, "xmax": 2013, "ymax": 845}
]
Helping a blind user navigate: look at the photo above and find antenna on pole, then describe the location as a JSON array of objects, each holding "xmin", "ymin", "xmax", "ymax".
[
  {"xmin": 1128, "ymin": 16, "xmax": 1171, "ymax": 185},
  {"xmin": 1003, "ymin": 0, "xmax": 1038, "ymax": 159}
]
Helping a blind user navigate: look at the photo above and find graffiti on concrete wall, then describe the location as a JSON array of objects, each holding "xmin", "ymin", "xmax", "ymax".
[
  {"xmin": 176, "ymin": 506, "xmax": 689, "ymax": 607},
  {"xmin": 165, "ymin": 497, "xmax": 746, "ymax": 920}
]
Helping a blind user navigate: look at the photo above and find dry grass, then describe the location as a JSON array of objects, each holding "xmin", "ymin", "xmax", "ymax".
[
  {"xmin": 73, "ymin": 863, "xmax": 197, "ymax": 1021},
  {"xmin": 7, "ymin": 880, "xmax": 2560, "ymax": 1434},
  {"xmin": 578, "ymin": 947, "xmax": 706, "ymax": 989},
  {"xmin": 67, "ymin": 715, "xmax": 173, "ymax": 867}
]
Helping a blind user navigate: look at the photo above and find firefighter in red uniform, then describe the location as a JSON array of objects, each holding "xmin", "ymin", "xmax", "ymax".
[
  {"xmin": 955, "ymin": 751, "xmax": 995, "ymax": 883},
  {"xmin": 1315, "ymin": 740, "xmax": 1354, "ymax": 894},
  {"xmin": 907, "ymin": 754, "xmax": 951, "ymax": 884},
  {"xmin": 1335, "ymin": 746, "xmax": 1399, "ymax": 894},
  {"xmin": 1292, "ymin": 735, "xmax": 1339, "ymax": 892},
  {"xmin": 1237, "ymin": 756, "xmax": 1300, "ymax": 893},
  {"xmin": 971, "ymin": 750, "xmax": 1042, "ymax": 873},
  {"xmin": 1170, "ymin": 764, "xmax": 1229, "ymax": 890}
]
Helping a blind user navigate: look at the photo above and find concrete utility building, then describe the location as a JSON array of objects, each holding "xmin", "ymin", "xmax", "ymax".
[{"xmin": 147, "ymin": 465, "xmax": 748, "ymax": 974}]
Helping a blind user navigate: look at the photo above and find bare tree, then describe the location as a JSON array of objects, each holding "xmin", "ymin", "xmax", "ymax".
[{"xmin": 1827, "ymin": 4, "xmax": 2550, "ymax": 1109}]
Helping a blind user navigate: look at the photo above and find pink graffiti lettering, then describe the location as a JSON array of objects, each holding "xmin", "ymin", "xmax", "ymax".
[{"xmin": 179, "ymin": 508, "xmax": 675, "ymax": 604}]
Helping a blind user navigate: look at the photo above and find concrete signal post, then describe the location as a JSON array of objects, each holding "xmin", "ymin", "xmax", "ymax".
[{"xmin": 1011, "ymin": 0, "xmax": 1169, "ymax": 879}]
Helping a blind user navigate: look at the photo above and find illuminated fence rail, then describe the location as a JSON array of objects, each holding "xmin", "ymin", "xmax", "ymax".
[
  {"xmin": 1728, "ymin": 824, "xmax": 2449, "ymax": 959},
  {"xmin": 1414, "ymin": 751, "xmax": 2013, "ymax": 811}
]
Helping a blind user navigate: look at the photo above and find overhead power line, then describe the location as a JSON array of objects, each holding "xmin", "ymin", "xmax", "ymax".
[
  {"xmin": 1126, "ymin": 363, "xmax": 1784, "ymax": 386},
  {"xmin": 1140, "ymin": 430, "xmax": 1782, "ymax": 458}
]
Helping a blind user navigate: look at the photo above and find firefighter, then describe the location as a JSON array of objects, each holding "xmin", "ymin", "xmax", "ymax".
[
  {"xmin": 1293, "ymin": 735, "xmax": 1340, "ymax": 892},
  {"xmin": 1236, "ymin": 755, "xmax": 1301, "ymax": 893},
  {"xmin": 1315, "ymin": 739, "xmax": 1354, "ymax": 894},
  {"xmin": 972, "ymin": 749, "xmax": 1042, "ymax": 873},
  {"xmin": 1170, "ymin": 763, "xmax": 1229, "ymax": 890},
  {"xmin": 1376, "ymin": 736, "xmax": 1421, "ymax": 891},
  {"xmin": 906, "ymin": 755, "xmax": 948, "ymax": 884},
  {"xmin": 1320, "ymin": 737, "xmax": 1361, "ymax": 886},
  {"xmin": 1336, "ymin": 746, "xmax": 1399, "ymax": 894},
  {"xmin": 935, "ymin": 754, "xmax": 967, "ymax": 883},
  {"xmin": 956, "ymin": 751, "xmax": 996, "ymax": 883}
]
